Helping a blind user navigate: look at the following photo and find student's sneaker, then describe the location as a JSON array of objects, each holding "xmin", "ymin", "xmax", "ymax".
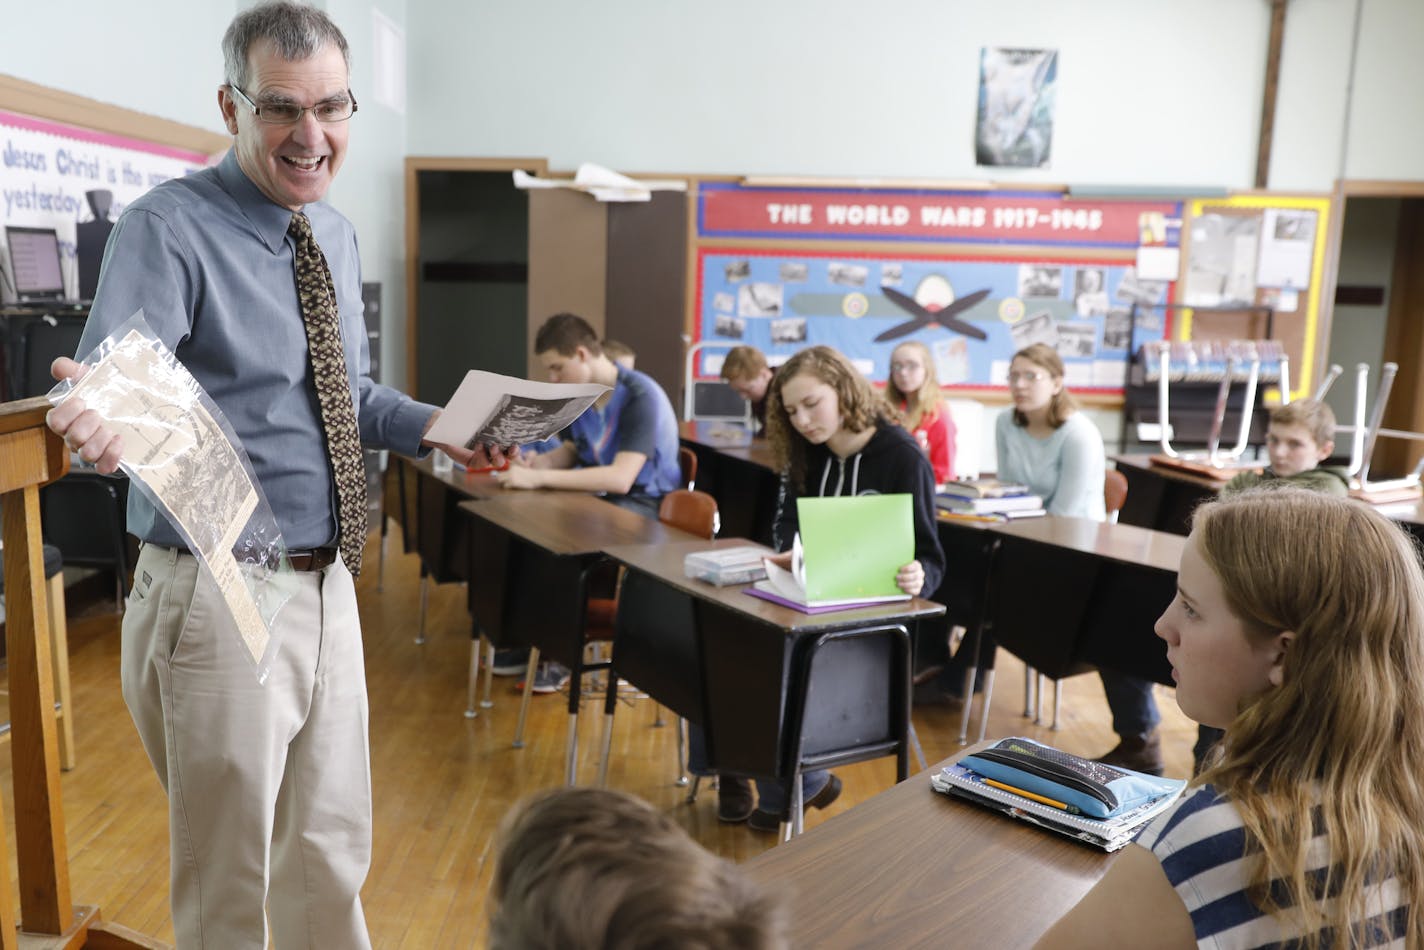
[
  {"xmin": 523, "ymin": 662, "xmax": 571, "ymax": 695},
  {"xmin": 490, "ymin": 647, "xmax": 531, "ymax": 676}
]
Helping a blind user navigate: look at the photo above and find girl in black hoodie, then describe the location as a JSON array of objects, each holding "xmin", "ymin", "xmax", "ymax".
[{"xmin": 728, "ymin": 345, "xmax": 945, "ymax": 833}]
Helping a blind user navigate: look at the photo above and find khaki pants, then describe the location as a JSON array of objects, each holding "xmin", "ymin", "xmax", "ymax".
[{"xmin": 122, "ymin": 544, "xmax": 372, "ymax": 949}]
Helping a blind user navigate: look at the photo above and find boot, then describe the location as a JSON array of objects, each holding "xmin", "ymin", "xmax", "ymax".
[
  {"xmin": 717, "ymin": 776, "xmax": 754, "ymax": 823},
  {"xmin": 1097, "ymin": 730, "xmax": 1165, "ymax": 776}
]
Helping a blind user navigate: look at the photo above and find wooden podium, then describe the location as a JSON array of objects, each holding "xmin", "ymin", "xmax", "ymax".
[{"xmin": 0, "ymin": 398, "xmax": 163, "ymax": 949}]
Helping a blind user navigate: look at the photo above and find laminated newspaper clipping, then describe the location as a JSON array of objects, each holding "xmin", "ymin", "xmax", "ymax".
[
  {"xmin": 49, "ymin": 313, "xmax": 297, "ymax": 682},
  {"xmin": 423, "ymin": 369, "xmax": 609, "ymax": 448}
]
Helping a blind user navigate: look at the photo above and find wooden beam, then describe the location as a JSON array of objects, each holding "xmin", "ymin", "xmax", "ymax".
[{"xmin": 1255, "ymin": 0, "xmax": 1290, "ymax": 189}]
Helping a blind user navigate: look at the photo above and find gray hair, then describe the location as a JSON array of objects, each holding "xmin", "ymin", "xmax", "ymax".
[{"xmin": 222, "ymin": 1, "xmax": 350, "ymax": 89}]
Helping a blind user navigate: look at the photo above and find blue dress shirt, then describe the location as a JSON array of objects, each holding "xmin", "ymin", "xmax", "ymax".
[{"xmin": 77, "ymin": 150, "xmax": 436, "ymax": 551}]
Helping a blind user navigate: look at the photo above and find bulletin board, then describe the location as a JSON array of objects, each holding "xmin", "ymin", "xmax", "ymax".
[
  {"xmin": 1173, "ymin": 194, "xmax": 1333, "ymax": 403},
  {"xmin": 690, "ymin": 182, "xmax": 1183, "ymax": 395},
  {"xmin": 0, "ymin": 75, "xmax": 225, "ymax": 302}
]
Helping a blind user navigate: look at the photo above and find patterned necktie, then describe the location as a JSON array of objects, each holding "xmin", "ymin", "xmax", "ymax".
[{"xmin": 289, "ymin": 211, "xmax": 367, "ymax": 576}]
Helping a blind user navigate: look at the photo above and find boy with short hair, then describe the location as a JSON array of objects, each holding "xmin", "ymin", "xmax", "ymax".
[
  {"xmin": 1223, "ymin": 399, "xmax": 1348, "ymax": 496},
  {"xmin": 720, "ymin": 345, "xmax": 774, "ymax": 430},
  {"xmin": 498, "ymin": 312, "xmax": 681, "ymax": 516},
  {"xmin": 489, "ymin": 787, "xmax": 788, "ymax": 950},
  {"xmin": 602, "ymin": 338, "xmax": 636, "ymax": 370}
]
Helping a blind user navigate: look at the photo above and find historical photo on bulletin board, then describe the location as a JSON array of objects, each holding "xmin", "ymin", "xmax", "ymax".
[{"xmin": 976, "ymin": 48, "xmax": 1058, "ymax": 168}]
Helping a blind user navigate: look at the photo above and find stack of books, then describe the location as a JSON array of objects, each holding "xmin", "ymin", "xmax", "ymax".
[
  {"xmin": 935, "ymin": 479, "xmax": 1045, "ymax": 520},
  {"xmin": 931, "ymin": 737, "xmax": 1186, "ymax": 852}
]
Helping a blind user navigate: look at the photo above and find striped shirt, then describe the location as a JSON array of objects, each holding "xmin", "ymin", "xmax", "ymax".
[{"xmin": 1136, "ymin": 785, "xmax": 1408, "ymax": 948}]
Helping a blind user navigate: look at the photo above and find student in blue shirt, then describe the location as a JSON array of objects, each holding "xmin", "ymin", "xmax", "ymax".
[
  {"xmin": 495, "ymin": 313, "xmax": 682, "ymax": 689},
  {"xmin": 498, "ymin": 313, "xmax": 681, "ymax": 516}
]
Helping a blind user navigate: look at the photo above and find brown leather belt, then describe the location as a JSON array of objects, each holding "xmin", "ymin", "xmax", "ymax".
[{"xmin": 288, "ymin": 548, "xmax": 339, "ymax": 572}]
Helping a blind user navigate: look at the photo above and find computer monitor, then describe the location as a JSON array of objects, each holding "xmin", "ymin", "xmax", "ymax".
[{"xmin": 5, "ymin": 226, "xmax": 65, "ymax": 301}]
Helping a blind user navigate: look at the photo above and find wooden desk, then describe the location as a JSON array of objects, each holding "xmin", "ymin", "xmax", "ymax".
[
  {"xmin": 679, "ymin": 421, "xmax": 779, "ymax": 547},
  {"xmin": 602, "ymin": 537, "xmax": 944, "ymax": 780},
  {"xmin": 403, "ymin": 455, "xmax": 500, "ymax": 585},
  {"xmin": 744, "ymin": 746, "xmax": 1113, "ymax": 948},
  {"xmin": 984, "ymin": 517, "xmax": 1184, "ymax": 686},
  {"xmin": 1111, "ymin": 454, "xmax": 1224, "ymax": 536},
  {"xmin": 459, "ymin": 492, "xmax": 698, "ymax": 782}
]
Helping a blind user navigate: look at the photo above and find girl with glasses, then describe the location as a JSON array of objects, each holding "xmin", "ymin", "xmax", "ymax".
[{"xmin": 886, "ymin": 340, "xmax": 956, "ymax": 486}]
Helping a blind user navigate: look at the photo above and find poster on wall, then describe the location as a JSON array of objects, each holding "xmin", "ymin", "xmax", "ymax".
[
  {"xmin": 1, "ymin": 109, "xmax": 213, "ymax": 301},
  {"xmin": 695, "ymin": 249, "xmax": 1172, "ymax": 392},
  {"xmin": 976, "ymin": 48, "xmax": 1058, "ymax": 168}
]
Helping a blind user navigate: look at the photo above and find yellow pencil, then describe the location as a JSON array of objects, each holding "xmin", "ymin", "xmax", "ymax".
[{"xmin": 982, "ymin": 777, "xmax": 1081, "ymax": 814}]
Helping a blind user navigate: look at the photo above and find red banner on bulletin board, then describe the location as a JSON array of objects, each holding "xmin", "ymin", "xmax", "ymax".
[{"xmin": 698, "ymin": 183, "xmax": 1178, "ymax": 248}]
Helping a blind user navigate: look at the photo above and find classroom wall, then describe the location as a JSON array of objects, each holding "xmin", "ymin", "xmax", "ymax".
[
  {"xmin": 406, "ymin": 0, "xmax": 1420, "ymax": 192},
  {"xmin": 2, "ymin": 0, "xmax": 413, "ymax": 391}
]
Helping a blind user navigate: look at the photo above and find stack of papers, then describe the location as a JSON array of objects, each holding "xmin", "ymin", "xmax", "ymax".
[{"xmin": 936, "ymin": 479, "xmax": 1045, "ymax": 517}]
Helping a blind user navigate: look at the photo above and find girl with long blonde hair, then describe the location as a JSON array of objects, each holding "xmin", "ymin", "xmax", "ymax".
[
  {"xmin": 1039, "ymin": 488, "xmax": 1424, "ymax": 948},
  {"xmin": 885, "ymin": 340, "xmax": 956, "ymax": 485}
]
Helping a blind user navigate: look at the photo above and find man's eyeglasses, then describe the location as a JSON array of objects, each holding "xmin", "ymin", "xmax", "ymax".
[
  {"xmin": 1007, "ymin": 370, "xmax": 1049, "ymax": 384},
  {"xmin": 228, "ymin": 84, "xmax": 358, "ymax": 124}
]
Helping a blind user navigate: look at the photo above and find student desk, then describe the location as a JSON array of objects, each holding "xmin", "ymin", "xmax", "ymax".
[
  {"xmin": 402, "ymin": 455, "xmax": 502, "ymax": 586},
  {"xmin": 599, "ymin": 537, "xmax": 944, "ymax": 794},
  {"xmin": 457, "ymin": 492, "xmax": 697, "ymax": 782},
  {"xmin": 974, "ymin": 517, "xmax": 1183, "ymax": 708},
  {"xmin": 743, "ymin": 744, "xmax": 1114, "ymax": 948},
  {"xmin": 1111, "ymin": 454, "xmax": 1225, "ymax": 536},
  {"xmin": 678, "ymin": 420, "xmax": 778, "ymax": 546}
]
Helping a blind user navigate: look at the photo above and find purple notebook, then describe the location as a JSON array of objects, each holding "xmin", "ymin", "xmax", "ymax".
[{"xmin": 743, "ymin": 585, "xmax": 896, "ymax": 614}]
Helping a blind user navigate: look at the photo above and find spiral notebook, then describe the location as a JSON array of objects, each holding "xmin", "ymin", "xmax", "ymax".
[{"xmin": 931, "ymin": 759, "xmax": 1185, "ymax": 852}]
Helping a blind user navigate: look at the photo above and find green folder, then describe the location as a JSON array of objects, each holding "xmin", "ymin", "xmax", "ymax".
[{"xmin": 797, "ymin": 494, "xmax": 914, "ymax": 604}]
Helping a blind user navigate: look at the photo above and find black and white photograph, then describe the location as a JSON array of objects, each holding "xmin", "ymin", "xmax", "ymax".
[
  {"xmin": 713, "ymin": 291, "xmax": 734, "ymax": 313},
  {"xmin": 828, "ymin": 262, "xmax": 869, "ymax": 287},
  {"xmin": 779, "ymin": 262, "xmax": 809, "ymax": 282},
  {"xmin": 1055, "ymin": 321, "xmax": 1097, "ymax": 359},
  {"xmin": 1102, "ymin": 308, "xmax": 1132, "ymax": 350},
  {"xmin": 723, "ymin": 259, "xmax": 751, "ymax": 283},
  {"xmin": 1008, "ymin": 310, "xmax": 1059, "ymax": 350},
  {"xmin": 770, "ymin": 317, "xmax": 808, "ymax": 344},
  {"xmin": 468, "ymin": 393, "xmax": 590, "ymax": 450},
  {"xmin": 1115, "ymin": 266, "xmax": 1166, "ymax": 305},
  {"xmin": 1018, "ymin": 264, "xmax": 1062, "ymax": 298},
  {"xmin": 975, "ymin": 47, "xmax": 1058, "ymax": 168},
  {"xmin": 737, "ymin": 282, "xmax": 783, "ymax": 317},
  {"xmin": 714, "ymin": 314, "xmax": 746, "ymax": 339},
  {"xmin": 1073, "ymin": 268, "xmax": 1109, "ymax": 317},
  {"xmin": 880, "ymin": 263, "xmax": 903, "ymax": 286}
]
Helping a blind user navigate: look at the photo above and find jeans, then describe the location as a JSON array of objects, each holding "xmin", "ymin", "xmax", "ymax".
[
  {"xmin": 753, "ymin": 771, "xmax": 830, "ymax": 817},
  {"xmin": 1099, "ymin": 669, "xmax": 1160, "ymax": 738}
]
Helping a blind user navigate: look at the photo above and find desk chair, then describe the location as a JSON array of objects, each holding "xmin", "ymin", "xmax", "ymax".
[
  {"xmin": 41, "ymin": 470, "xmax": 130, "ymax": 613},
  {"xmin": 586, "ymin": 490, "xmax": 720, "ymax": 788},
  {"xmin": 511, "ymin": 490, "xmax": 720, "ymax": 785},
  {"xmin": 781, "ymin": 623, "xmax": 913, "ymax": 839},
  {"xmin": 678, "ymin": 446, "xmax": 698, "ymax": 491},
  {"xmin": 0, "ymin": 543, "xmax": 75, "ymax": 770},
  {"xmin": 1025, "ymin": 472, "xmax": 1122, "ymax": 734},
  {"xmin": 945, "ymin": 398, "xmax": 985, "ymax": 480}
]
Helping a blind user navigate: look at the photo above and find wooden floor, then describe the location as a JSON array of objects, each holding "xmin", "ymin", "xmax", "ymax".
[{"xmin": 0, "ymin": 526, "xmax": 1197, "ymax": 948}]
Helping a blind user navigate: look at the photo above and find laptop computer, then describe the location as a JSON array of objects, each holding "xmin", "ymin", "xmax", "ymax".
[{"xmin": 5, "ymin": 226, "xmax": 67, "ymax": 303}]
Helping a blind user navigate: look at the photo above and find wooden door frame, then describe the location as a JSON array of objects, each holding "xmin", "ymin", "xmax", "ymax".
[
  {"xmin": 403, "ymin": 156, "xmax": 548, "ymax": 394},
  {"xmin": 1338, "ymin": 181, "xmax": 1424, "ymax": 474}
]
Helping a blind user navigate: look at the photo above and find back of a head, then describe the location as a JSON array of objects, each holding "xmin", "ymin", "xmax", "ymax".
[
  {"xmin": 222, "ymin": 0, "xmax": 349, "ymax": 87},
  {"xmin": 489, "ymin": 788, "xmax": 787, "ymax": 950},
  {"xmin": 720, "ymin": 345, "xmax": 768, "ymax": 382},
  {"xmin": 1268, "ymin": 399, "xmax": 1336, "ymax": 448},
  {"xmin": 1194, "ymin": 489, "xmax": 1424, "ymax": 774},
  {"xmin": 535, "ymin": 313, "xmax": 601, "ymax": 358}
]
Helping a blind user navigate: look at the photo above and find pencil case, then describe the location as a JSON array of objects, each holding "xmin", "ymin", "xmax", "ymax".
[{"xmin": 961, "ymin": 737, "xmax": 1181, "ymax": 819}]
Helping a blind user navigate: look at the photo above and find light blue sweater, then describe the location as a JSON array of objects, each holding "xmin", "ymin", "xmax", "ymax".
[{"xmin": 995, "ymin": 411, "xmax": 1107, "ymax": 520}]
